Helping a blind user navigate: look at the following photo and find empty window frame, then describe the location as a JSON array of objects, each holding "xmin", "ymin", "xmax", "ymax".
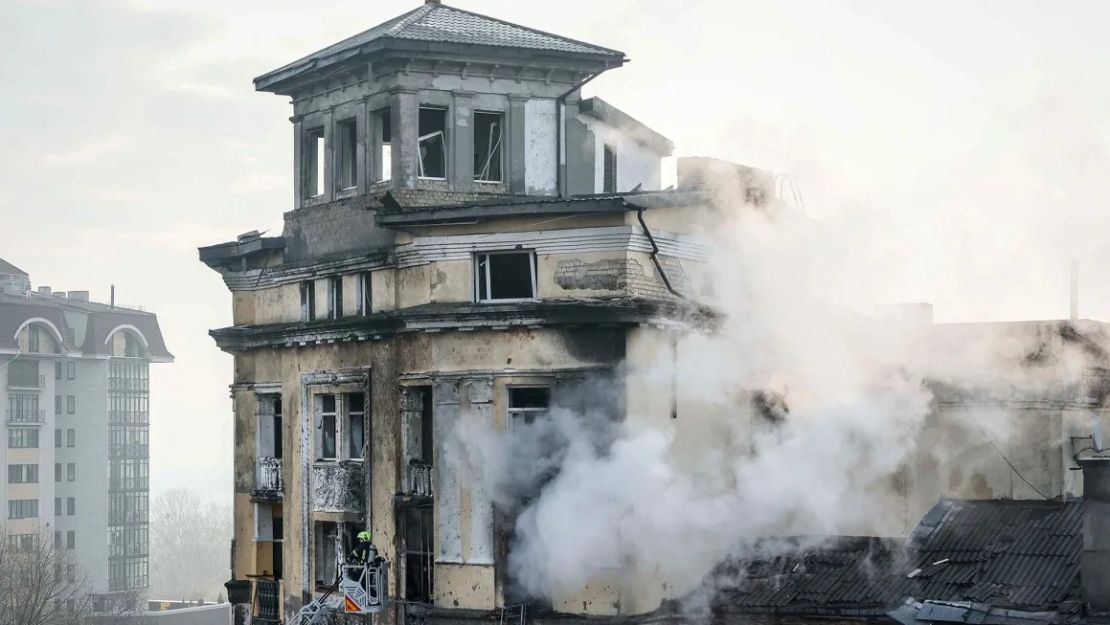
[
  {"xmin": 357, "ymin": 272, "xmax": 372, "ymax": 316},
  {"xmin": 473, "ymin": 112, "xmax": 504, "ymax": 182},
  {"xmin": 475, "ymin": 251, "xmax": 537, "ymax": 302},
  {"xmin": 603, "ymin": 143, "xmax": 617, "ymax": 193},
  {"xmin": 337, "ymin": 118, "xmax": 358, "ymax": 190},
  {"xmin": 507, "ymin": 387, "xmax": 551, "ymax": 430},
  {"xmin": 328, "ymin": 276, "xmax": 343, "ymax": 320},
  {"xmin": 318, "ymin": 395, "xmax": 337, "ymax": 461},
  {"xmin": 373, "ymin": 109, "xmax": 392, "ymax": 182},
  {"xmin": 301, "ymin": 281, "xmax": 316, "ymax": 322},
  {"xmin": 304, "ymin": 127, "xmax": 325, "ymax": 198},
  {"xmin": 348, "ymin": 393, "xmax": 365, "ymax": 459},
  {"xmin": 417, "ymin": 107, "xmax": 447, "ymax": 179}
]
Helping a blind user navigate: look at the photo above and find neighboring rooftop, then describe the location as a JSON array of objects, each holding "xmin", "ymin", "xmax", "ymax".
[
  {"xmin": 0, "ymin": 257, "xmax": 28, "ymax": 276},
  {"xmin": 255, "ymin": 1, "xmax": 626, "ymax": 92},
  {"xmin": 706, "ymin": 499, "xmax": 1084, "ymax": 621},
  {"xmin": 0, "ymin": 290, "xmax": 174, "ymax": 362}
]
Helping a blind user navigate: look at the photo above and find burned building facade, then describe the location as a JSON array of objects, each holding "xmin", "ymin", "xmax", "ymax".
[{"xmin": 201, "ymin": 2, "xmax": 747, "ymax": 623}]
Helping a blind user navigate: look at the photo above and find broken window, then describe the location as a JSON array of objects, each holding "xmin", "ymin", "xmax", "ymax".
[
  {"xmin": 603, "ymin": 143, "xmax": 618, "ymax": 193},
  {"xmin": 305, "ymin": 127, "xmax": 325, "ymax": 198},
  {"xmin": 357, "ymin": 272, "xmax": 372, "ymax": 316},
  {"xmin": 328, "ymin": 276, "xmax": 343, "ymax": 320},
  {"xmin": 473, "ymin": 111, "xmax": 504, "ymax": 182},
  {"xmin": 337, "ymin": 118, "xmax": 357, "ymax": 190},
  {"xmin": 508, "ymin": 387, "xmax": 551, "ymax": 430},
  {"xmin": 475, "ymin": 251, "xmax": 537, "ymax": 302},
  {"xmin": 257, "ymin": 394, "xmax": 282, "ymax": 460},
  {"xmin": 347, "ymin": 393, "xmax": 365, "ymax": 459},
  {"xmin": 318, "ymin": 394, "xmax": 337, "ymax": 461},
  {"xmin": 402, "ymin": 501, "xmax": 434, "ymax": 603},
  {"xmin": 418, "ymin": 107, "xmax": 447, "ymax": 179},
  {"xmin": 300, "ymin": 281, "xmax": 316, "ymax": 322},
  {"xmin": 374, "ymin": 109, "xmax": 391, "ymax": 182}
]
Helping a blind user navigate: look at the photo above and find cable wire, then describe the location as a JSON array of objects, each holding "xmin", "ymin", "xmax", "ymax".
[{"xmin": 970, "ymin": 414, "xmax": 1049, "ymax": 499}]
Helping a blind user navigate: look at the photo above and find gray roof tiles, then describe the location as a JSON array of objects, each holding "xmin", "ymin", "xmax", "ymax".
[{"xmin": 256, "ymin": 3, "xmax": 624, "ymax": 91}]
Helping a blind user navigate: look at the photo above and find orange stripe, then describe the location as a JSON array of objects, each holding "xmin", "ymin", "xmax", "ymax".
[{"xmin": 345, "ymin": 596, "xmax": 361, "ymax": 613}]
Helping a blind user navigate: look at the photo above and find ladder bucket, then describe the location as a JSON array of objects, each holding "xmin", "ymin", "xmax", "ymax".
[{"xmin": 339, "ymin": 560, "xmax": 389, "ymax": 614}]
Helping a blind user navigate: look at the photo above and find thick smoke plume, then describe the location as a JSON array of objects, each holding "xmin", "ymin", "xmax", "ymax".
[{"xmin": 446, "ymin": 186, "xmax": 1103, "ymax": 607}]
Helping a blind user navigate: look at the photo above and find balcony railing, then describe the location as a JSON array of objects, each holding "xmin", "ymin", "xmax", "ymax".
[
  {"xmin": 6, "ymin": 408, "xmax": 45, "ymax": 423},
  {"xmin": 311, "ymin": 461, "xmax": 365, "ymax": 514},
  {"xmin": 6, "ymin": 375, "xmax": 45, "ymax": 390},
  {"xmin": 407, "ymin": 459, "xmax": 433, "ymax": 497},
  {"xmin": 251, "ymin": 457, "xmax": 283, "ymax": 502}
]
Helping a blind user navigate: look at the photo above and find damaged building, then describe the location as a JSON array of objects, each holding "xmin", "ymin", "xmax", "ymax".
[{"xmin": 200, "ymin": 2, "xmax": 763, "ymax": 623}]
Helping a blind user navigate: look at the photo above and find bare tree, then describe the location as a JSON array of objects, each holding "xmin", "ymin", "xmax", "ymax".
[
  {"xmin": 149, "ymin": 489, "xmax": 232, "ymax": 602},
  {"xmin": 0, "ymin": 529, "xmax": 90, "ymax": 625}
]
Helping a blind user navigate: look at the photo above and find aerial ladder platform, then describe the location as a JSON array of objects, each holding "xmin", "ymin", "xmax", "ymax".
[{"xmin": 292, "ymin": 559, "xmax": 389, "ymax": 624}]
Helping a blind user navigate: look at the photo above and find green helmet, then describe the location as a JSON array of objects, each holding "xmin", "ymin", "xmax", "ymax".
[{"xmin": 357, "ymin": 530, "xmax": 372, "ymax": 542}]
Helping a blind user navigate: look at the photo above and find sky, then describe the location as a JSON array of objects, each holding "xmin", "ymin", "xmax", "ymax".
[{"xmin": 2, "ymin": 0, "xmax": 1109, "ymax": 502}]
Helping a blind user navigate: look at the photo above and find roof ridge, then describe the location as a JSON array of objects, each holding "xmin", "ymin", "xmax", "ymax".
[
  {"xmin": 385, "ymin": 3, "xmax": 436, "ymax": 37},
  {"xmin": 414, "ymin": 2, "xmax": 624, "ymax": 57}
]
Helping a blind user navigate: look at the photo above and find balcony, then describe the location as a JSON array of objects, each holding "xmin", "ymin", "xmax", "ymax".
[
  {"xmin": 6, "ymin": 408, "xmax": 45, "ymax": 424},
  {"xmin": 311, "ymin": 461, "xmax": 365, "ymax": 514},
  {"xmin": 407, "ymin": 459, "xmax": 433, "ymax": 497},
  {"xmin": 6, "ymin": 375, "xmax": 45, "ymax": 390},
  {"xmin": 251, "ymin": 457, "xmax": 283, "ymax": 503}
]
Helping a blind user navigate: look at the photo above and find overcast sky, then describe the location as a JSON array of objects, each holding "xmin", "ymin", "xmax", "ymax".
[{"xmin": 2, "ymin": 0, "xmax": 1109, "ymax": 502}]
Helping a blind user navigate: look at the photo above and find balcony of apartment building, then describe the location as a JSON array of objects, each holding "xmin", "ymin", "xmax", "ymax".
[
  {"xmin": 310, "ymin": 461, "xmax": 365, "ymax": 514},
  {"xmin": 251, "ymin": 456, "xmax": 283, "ymax": 503}
]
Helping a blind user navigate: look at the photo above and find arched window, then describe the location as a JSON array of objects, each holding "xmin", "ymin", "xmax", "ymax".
[{"xmin": 15, "ymin": 319, "xmax": 63, "ymax": 355}]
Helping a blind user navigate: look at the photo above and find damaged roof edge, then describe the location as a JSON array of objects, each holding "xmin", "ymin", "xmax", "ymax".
[
  {"xmin": 199, "ymin": 236, "xmax": 286, "ymax": 269},
  {"xmin": 580, "ymin": 97, "xmax": 674, "ymax": 156},
  {"xmin": 376, "ymin": 190, "xmax": 711, "ymax": 227}
]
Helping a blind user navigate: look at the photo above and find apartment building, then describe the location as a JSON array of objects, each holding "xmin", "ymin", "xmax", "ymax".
[
  {"xmin": 197, "ymin": 2, "xmax": 778, "ymax": 624},
  {"xmin": 0, "ymin": 260, "xmax": 172, "ymax": 604}
]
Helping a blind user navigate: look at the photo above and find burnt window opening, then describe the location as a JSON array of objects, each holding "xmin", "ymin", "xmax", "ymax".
[
  {"xmin": 603, "ymin": 143, "xmax": 618, "ymax": 193},
  {"xmin": 304, "ymin": 127, "xmax": 325, "ymax": 198},
  {"xmin": 418, "ymin": 107, "xmax": 447, "ymax": 179},
  {"xmin": 315, "ymin": 522, "xmax": 357, "ymax": 589},
  {"xmin": 475, "ymin": 251, "xmax": 537, "ymax": 302},
  {"xmin": 402, "ymin": 502, "xmax": 434, "ymax": 603},
  {"xmin": 402, "ymin": 387, "xmax": 434, "ymax": 497},
  {"xmin": 257, "ymin": 394, "xmax": 282, "ymax": 460},
  {"xmin": 337, "ymin": 118, "xmax": 357, "ymax": 190},
  {"xmin": 474, "ymin": 111, "xmax": 504, "ymax": 183},
  {"xmin": 347, "ymin": 393, "xmax": 365, "ymax": 459},
  {"xmin": 300, "ymin": 281, "xmax": 316, "ymax": 322},
  {"xmin": 508, "ymin": 387, "xmax": 551, "ymax": 430},
  {"xmin": 357, "ymin": 272, "xmax": 372, "ymax": 316},
  {"xmin": 328, "ymin": 276, "xmax": 343, "ymax": 320},
  {"xmin": 374, "ymin": 109, "xmax": 392, "ymax": 182}
]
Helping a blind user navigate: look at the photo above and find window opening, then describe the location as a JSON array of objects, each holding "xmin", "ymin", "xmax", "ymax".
[
  {"xmin": 418, "ymin": 107, "xmax": 447, "ymax": 179},
  {"xmin": 474, "ymin": 112, "xmax": 504, "ymax": 182},
  {"xmin": 603, "ymin": 143, "xmax": 617, "ymax": 193},
  {"xmin": 305, "ymin": 127, "xmax": 325, "ymax": 198},
  {"xmin": 319, "ymin": 395, "xmax": 337, "ymax": 461},
  {"xmin": 329, "ymin": 276, "xmax": 343, "ymax": 320},
  {"xmin": 301, "ymin": 281, "xmax": 316, "ymax": 322},
  {"xmin": 475, "ymin": 252, "xmax": 537, "ymax": 302},
  {"xmin": 374, "ymin": 109, "xmax": 392, "ymax": 182},
  {"xmin": 337, "ymin": 118, "xmax": 357, "ymax": 190},
  {"xmin": 348, "ymin": 393, "xmax": 365, "ymax": 459}
]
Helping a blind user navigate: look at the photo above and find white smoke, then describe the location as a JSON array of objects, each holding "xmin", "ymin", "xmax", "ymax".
[{"xmin": 444, "ymin": 184, "xmax": 1105, "ymax": 608}]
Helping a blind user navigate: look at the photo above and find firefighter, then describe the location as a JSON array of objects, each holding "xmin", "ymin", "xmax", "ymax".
[{"xmin": 350, "ymin": 530, "xmax": 379, "ymax": 566}]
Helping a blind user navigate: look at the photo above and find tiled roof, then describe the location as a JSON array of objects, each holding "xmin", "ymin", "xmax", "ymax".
[
  {"xmin": 256, "ymin": 3, "xmax": 624, "ymax": 90},
  {"xmin": 708, "ymin": 499, "xmax": 1084, "ymax": 617}
]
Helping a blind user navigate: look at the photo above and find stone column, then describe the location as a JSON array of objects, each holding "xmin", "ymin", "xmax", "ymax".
[{"xmin": 391, "ymin": 89, "xmax": 419, "ymax": 189}]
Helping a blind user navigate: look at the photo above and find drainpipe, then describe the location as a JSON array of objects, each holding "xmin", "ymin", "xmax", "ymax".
[
  {"xmin": 557, "ymin": 71, "xmax": 604, "ymax": 197},
  {"xmin": 628, "ymin": 201, "xmax": 685, "ymax": 300}
]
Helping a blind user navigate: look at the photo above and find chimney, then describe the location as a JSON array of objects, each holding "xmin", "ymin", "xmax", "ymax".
[
  {"xmin": 68, "ymin": 291, "xmax": 89, "ymax": 302},
  {"xmin": 1079, "ymin": 456, "xmax": 1110, "ymax": 610},
  {"xmin": 38, "ymin": 286, "xmax": 51, "ymax": 297}
]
